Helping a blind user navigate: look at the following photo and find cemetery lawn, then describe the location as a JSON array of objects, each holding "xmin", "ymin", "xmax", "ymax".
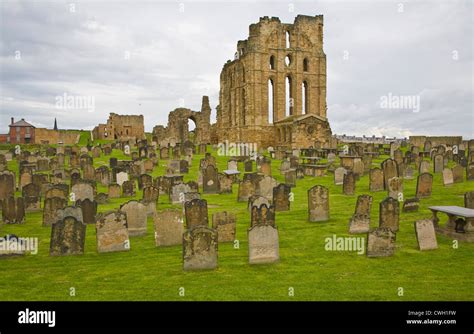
[{"xmin": 1, "ymin": 146, "xmax": 473, "ymax": 301}]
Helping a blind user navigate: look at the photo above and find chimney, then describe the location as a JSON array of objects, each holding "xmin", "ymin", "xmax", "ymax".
[{"xmin": 11, "ymin": 117, "xmax": 14, "ymax": 124}]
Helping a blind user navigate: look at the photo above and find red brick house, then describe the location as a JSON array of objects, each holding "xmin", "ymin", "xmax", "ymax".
[{"xmin": 1, "ymin": 118, "xmax": 36, "ymax": 144}]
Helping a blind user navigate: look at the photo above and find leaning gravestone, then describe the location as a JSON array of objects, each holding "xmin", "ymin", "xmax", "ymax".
[
  {"xmin": 273, "ymin": 184, "xmax": 291, "ymax": 211},
  {"xmin": 120, "ymin": 200, "xmax": 147, "ymax": 236},
  {"xmin": 379, "ymin": 197, "xmax": 400, "ymax": 232},
  {"xmin": 96, "ymin": 211, "xmax": 130, "ymax": 253},
  {"xmin": 184, "ymin": 199, "xmax": 208, "ymax": 229},
  {"xmin": 442, "ymin": 168, "xmax": 454, "ymax": 186},
  {"xmin": 183, "ymin": 226, "xmax": 218, "ymax": 271},
  {"xmin": 307, "ymin": 185, "xmax": 329, "ymax": 222},
  {"xmin": 42, "ymin": 197, "xmax": 67, "ymax": 226},
  {"xmin": 414, "ymin": 219, "xmax": 438, "ymax": 251},
  {"xmin": 416, "ymin": 173, "xmax": 433, "ymax": 198},
  {"xmin": 467, "ymin": 163, "xmax": 474, "ymax": 181},
  {"xmin": 154, "ymin": 209, "xmax": 183, "ymax": 247},
  {"xmin": 369, "ymin": 168, "xmax": 384, "ymax": 192},
  {"xmin": 212, "ymin": 211, "xmax": 236, "ymax": 243},
  {"xmin": 366, "ymin": 227, "xmax": 396, "ymax": 257},
  {"xmin": 349, "ymin": 195, "xmax": 372, "ymax": 234},
  {"xmin": 248, "ymin": 204, "xmax": 279, "ymax": 264},
  {"xmin": 50, "ymin": 207, "xmax": 86, "ymax": 256}
]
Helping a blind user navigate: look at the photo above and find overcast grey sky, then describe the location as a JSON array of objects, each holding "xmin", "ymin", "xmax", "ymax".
[{"xmin": 1, "ymin": 0, "xmax": 472, "ymax": 138}]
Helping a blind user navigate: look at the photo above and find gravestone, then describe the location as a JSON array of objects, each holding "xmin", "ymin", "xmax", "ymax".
[
  {"xmin": 416, "ymin": 173, "xmax": 433, "ymax": 198},
  {"xmin": 248, "ymin": 195, "xmax": 270, "ymax": 213},
  {"xmin": 0, "ymin": 171, "xmax": 15, "ymax": 201},
  {"xmin": 218, "ymin": 173, "xmax": 233, "ymax": 194},
  {"xmin": 248, "ymin": 214, "xmax": 279, "ymax": 264},
  {"xmin": 250, "ymin": 204, "xmax": 275, "ymax": 227},
  {"xmin": 154, "ymin": 209, "xmax": 183, "ymax": 247},
  {"xmin": 142, "ymin": 185, "xmax": 159, "ymax": 209},
  {"xmin": 379, "ymin": 197, "xmax": 400, "ymax": 232},
  {"xmin": 334, "ymin": 167, "xmax": 346, "ymax": 186},
  {"xmin": 349, "ymin": 195, "xmax": 372, "ymax": 234},
  {"xmin": 96, "ymin": 193, "xmax": 109, "ymax": 204},
  {"xmin": 22, "ymin": 183, "xmax": 41, "ymax": 211},
  {"xmin": 122, "ymin": 180, "xmax": 136, "ymax": 197},
  {"xmin": 273, "ymin": 184, "xmax": 291, "ymax": 211},
  {"xmin": 366, "ymin": 227, "xmax": 396, "ymax": 257},
  {"xmin": 95, "ymin": 166, "xmax": 110, "ymax": 186},
  {"xmin": 96, "ymin": 211, "xmax": 130, "ymax": 253},
  {"xmin": 257, "ymin": 176, "xmax": 278, "ymax": 202},
  {"xmin": 120, "ymin": 200, "xmax": 147, "ymax": 236},
  {"xmin": 259, "ymin": 160, "xmax": 272, "ymax": 177},
  {"xmin": 71, "ymin": 182, "xmax": 94, "ymax": 201},
  {"xmin": 419, "ymin": 160, "xmax": 431, "ymax": 174},
  {"xmin": 116, "ymin": 171, "xmax": 128, "ymax": 186},
  {"xmin": 284, "ymin": 169, "xmax": 296, "ymax": 187},
  {"xmin": 387, "ymin": 177, "xmax": 403, "ymax": 200},
  {"xmin": 343, "ymin": 171, "xmax": 356, "ymax": 195},
  {"xmin": 465, "ymin": 191, "xmax": 474, "ymax": 209},
  {"xmin": 183, "ymin": 226, "xmax": 218, "ymax": 271},
  {"xmin": 212, "ymin": 211, "xmax": 236, "ymax": 242},
  {"xmin": 83, "ymin": 164, "xmax": 96, "ymax": 181},
  {"xmin": 184, "ymin": 199, "xmax": 208, "ymax": 229},
  {"xmin": 49, "ymin": 207, "xmax": 85, "ymax": 256},
  {"xmin": 369, "ymin": 168, "xmax": 384, "ymax": 192},
  {"xmin": 108, "ymin": 183, "xmax": 121, "ymax": 198},
  {"xmin": 467, "ymin": 163, "xmax": 474, "ymax": 181},
  {"xmin": 280, "ymin": 160, "xmax": 291, "ymax": 174},
  {"xmin": 138, "ymin": 174, "xmax": 153, "ymax": 190},
  {"xmin": 44, "ymin": 185, "xmax": 68, "ymax": 201},
  {"xmin": 42, "ymin": 197, "xmax": 67, "ymax": 226},
  {"xmin": 2, "ymin": 196, "xmax": 25, "ymax": 224},
  {"xmin": 452, "ymin": 165, "xmax": 464, "ymax": 183},
  {"xmin": 353, "ymin": 159, "xmax": 365, "ymax": 177},
  {"xmin": 414, "ymin": 219, "xmax": 438, "ymax": 251},
  {"xmin": 170, "ymin": 183, "xmax": 191, "ymax": 204},
  {"xmin": 381, "ymin": 159, "xmax": 398, "ymax": 190},
  {"xmin": 244, "ymin": 160, "xmax": 253, "ymax": 172},
  {"xmin": 442, "ymin": 168, "xmax": 454, "ymax": 186},
  {"xmin": 76, "ymin": 198, "xmax": 98, "ymax": 225},
  {"xmin": 403, "ymin": 198, "xmax": 420, "ymax": 212},
  {"xmin": 308, "ymin": 185, "xmax": 329, "ymax": 222},
  {"xmin": 202, "ymin": 165, "xmax": 219, "ymax": 194},
  {"xmin": 433, "ymin": 154, "xmax": 444, "ymax": 173},
  {"xmin": 404, "ymin": 166, "xmax": 414, "ymax": 180}
]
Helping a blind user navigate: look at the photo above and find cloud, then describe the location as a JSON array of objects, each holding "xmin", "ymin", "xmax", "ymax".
[{"xmin": 0, "ymin": 0, "xmax": 472, "ymax": 138}]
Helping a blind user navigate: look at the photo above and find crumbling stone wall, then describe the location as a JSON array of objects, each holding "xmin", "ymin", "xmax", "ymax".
[
  {"xmin": 153, "ymin": 96, "xmax": 211, "ymax": 145},
  {"xmin": 35, "ymin": 128, "xmax": 80, "ymax": 145},
  {"xmin": 409, "ymin": 136, "xmax": 463, "ymax": 148},
  {"xmin": 93, "ymin": 113, "xmax": 145, "ymax": 141},
  {"xmin": 216, "ymin": 15, "xmax": 331, "ymax": 149}
]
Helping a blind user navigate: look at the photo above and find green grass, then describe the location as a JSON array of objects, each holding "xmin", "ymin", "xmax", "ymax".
[{"xmin": 0, "ymin": 146, "xmax": 473, "ymax": 301}]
